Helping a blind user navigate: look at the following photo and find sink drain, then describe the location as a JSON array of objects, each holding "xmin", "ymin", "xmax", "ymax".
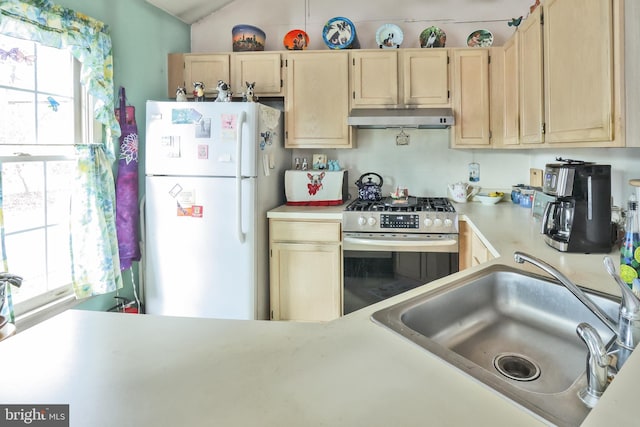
[{"xmin": 493, "ymin": 353, "xmax": 541, "ymax": 382}]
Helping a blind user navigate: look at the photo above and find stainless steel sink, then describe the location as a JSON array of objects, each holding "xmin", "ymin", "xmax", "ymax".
[{"xmin": 371, "ymin": 264, "xmax": 620, "ymax": 427}]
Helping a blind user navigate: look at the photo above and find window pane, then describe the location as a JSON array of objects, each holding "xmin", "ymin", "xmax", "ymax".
[
  {"xmin": 46, "ymin": 161, "xmax": 75, "ymax": 225},
  {"xmin": 2, "ymin": 162, "xmax": 45, "ymax": 231},
  {"xmin": 46, "ymin": 224, "xmax": 72, "ymax": 286},
  {"xmin": 36, "ymin": 44, "xmax": 73, "ymax": 96},
  {"xmin": 5, "ymin": 230, "xmax": 46, "ymax": 302},
  {"xmin": 0, "ymin": 34, "xmax": 35, "ymax": 90},
  {"xmin": 0, "ymin": 89, "xmax": 36, "ymax": 145},
  {"xmin": 38, "ymin": 94, "xmax": 74, "ymax": 144}
]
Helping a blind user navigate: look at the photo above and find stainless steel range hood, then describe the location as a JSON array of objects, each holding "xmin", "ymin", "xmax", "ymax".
[{"xmin": 347, "ymin": 108, "xmax": 455, "ymax": 129}]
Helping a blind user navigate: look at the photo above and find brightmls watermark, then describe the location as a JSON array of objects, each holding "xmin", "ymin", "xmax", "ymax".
[{"xmin": 0, "ymin": 405, "xmax": 68, "ymax": 426}]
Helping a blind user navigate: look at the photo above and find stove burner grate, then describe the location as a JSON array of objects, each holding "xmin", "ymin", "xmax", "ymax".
[{"xmin": 345, "ymin": 197, "xmax": 455, "ymax": 213}]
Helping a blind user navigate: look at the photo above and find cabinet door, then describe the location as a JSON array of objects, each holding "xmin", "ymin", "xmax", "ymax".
[
  {"xmin": 519, "ymin": 7, "xmax": 544, "ymax": 145},
  {"xmin": 350, "ymin": 51, "xmax": 398, "ymax": 108},
  {"xmin": 231, "ymin": 52, "xmax": 283, "ymax": 97},
  {"xmin": 544, "ymin": 0, "xmax": 613, "ymax": 143},
  {"xmin": 401, "ymin": 49, "xmax": 449, "ymax": 106},
  {"xmin": 285, "ymin": 51, "xmax": 352, "ymax": 148},
  {"xmin": 458, "ymin": 221, "xmax": 472, "ymax": 270},
  {"xmin": 183, "ymin": 54, "xmax": 230, "ymax": 99},
  {"xmin": 502, "ymin": 33, "xmax": 520, "ymax": 146},
  {"xmin": 451, "ymin": 49, "xmax": 490, "ymax": 147},
  {"xmin": 167, "ymin": 53, "xmax": 185, "ymax": 98},
  {"xmin": 270, "ymin": 242, "xmax": 342, "ymax": 321}
]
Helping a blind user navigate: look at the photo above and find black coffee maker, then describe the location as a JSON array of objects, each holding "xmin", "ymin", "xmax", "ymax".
[{"xmin": 541, "ymin": 158, "xmax": 612, "ymax": 253}]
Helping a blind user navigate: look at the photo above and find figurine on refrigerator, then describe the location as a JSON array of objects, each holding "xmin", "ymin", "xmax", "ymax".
[
  {"xmin": 193, "ymin": 81, "xmax": 206, "ymax": 102},
  {"xmin": 176, "ymin": 86, "xmax": 188, "ymax": 102},
  {"xmin": 215, "ymin": 80, "xmax": 232, "ymax": 102},
  {"xmin": 242, "ymin": 81, "xmax": 259, "ymax": 102}
]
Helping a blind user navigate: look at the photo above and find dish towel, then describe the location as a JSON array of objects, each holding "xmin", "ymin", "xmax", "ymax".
[{"xmin": 114, "ymin": 87, "xmax": 141, "ymax": 270}]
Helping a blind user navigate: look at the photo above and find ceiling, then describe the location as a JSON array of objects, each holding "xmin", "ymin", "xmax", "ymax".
[{"xmin": 145, "ymin": 0, "xmax": 234, "ymax": 24}]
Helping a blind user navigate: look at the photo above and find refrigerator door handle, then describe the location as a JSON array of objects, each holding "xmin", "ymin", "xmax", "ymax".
[{"xmin": 236, "ymin": 111, "xmax": 247, "ymax": 243}]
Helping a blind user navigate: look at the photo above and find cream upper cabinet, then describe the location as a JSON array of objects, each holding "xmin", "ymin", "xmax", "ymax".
[
  {"xmin": 401, "ymin": 49, "xmax": 450, "ymax": 106},
  {"xmin": 182, "ymin": 53, "xmax": 230, "ymax": 99},
  {"xmin": 502, "ymin": 32, "xmax": 520, "ymax": 146},
  {"xmin": 543, "ymin": 0, "xmax": 613, "ymax": 144},
  {"xmin": 269, "ymin": 219, "xmax": 343, "ymax": 322},
  {"xmin": 451, "ymin": 49, "xmax": 491, "ymax": 148},
  {"xmin": 231, "ymin": 52, "xmax": 283, "ymax": 97},
  {"xmin": 285, "ymin": 51, "xmax": 352, "ymax": 148},
  {"xmin": 350, "ymin": 49, "xmax": 449, "ymax": 109},
  {"xmin": 166, "ymin": 53, "xmax": 231, "ymax": 99},
  {"xmin": 350, "ymin": 50, "xmax": 399, "ymax": 107},
  {"xmin": 519, "ymin": 6, "xmax": 544, "ymax": 145}
]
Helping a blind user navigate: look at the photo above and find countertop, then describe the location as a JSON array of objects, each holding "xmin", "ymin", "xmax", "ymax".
[{"xmin": 0, "ymin": 201, "xmax": 636, "ymax": 426}]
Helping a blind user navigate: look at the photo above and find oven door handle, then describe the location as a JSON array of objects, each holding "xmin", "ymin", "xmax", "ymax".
[{"xmin": 343, "ymin": 236, "xmax": 458, "ymax": 250}]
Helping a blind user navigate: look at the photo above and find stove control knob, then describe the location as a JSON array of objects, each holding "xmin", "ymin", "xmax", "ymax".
[
  {"xmin": 367, "ymin": 217, "xmax": 377, "ymax": 226},
  {"xmin": 443, "ymin": 218, "xmax": 453, "ymax": 228},
  {"xmin": 424, "ymin": 217, "xmax": 433, "ymax": 227},
  {"xmin": 358, "ymin": 216, "xmax": 367, "ymax": 226},
  {"xmin": 434, "ymin": 218, "xmax": 443, "ymax": 227}
]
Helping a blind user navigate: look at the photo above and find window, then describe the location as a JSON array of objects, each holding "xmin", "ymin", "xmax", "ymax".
[{"xmin": 0, "ymin": 33, "xmax": 95, "ymax": 316}]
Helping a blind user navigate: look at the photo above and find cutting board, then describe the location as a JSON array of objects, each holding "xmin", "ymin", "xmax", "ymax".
[{"xmin": 530, "ymin": 168, "xmax": 543, "ymax": 188}]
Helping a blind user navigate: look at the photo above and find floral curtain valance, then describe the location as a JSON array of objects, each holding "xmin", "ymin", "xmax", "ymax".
[{"xmin": 0, "ymin": 0, "xmax": 120, "ymax": 158}]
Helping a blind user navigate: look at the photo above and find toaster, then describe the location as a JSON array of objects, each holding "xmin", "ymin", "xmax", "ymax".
[{"xmin": 285, "ymin": 170, "xmax": 348, "ymax": 206}]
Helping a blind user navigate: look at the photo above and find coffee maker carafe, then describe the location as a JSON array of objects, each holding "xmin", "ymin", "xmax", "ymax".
[{"xmin": 541, "ymin": 159, "xmax": 612, "ymax": 253}]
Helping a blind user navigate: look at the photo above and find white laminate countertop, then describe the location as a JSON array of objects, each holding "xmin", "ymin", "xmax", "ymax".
[{"xmin": 0, "ymin": 201, "xmax": 636, "ymax": 426}]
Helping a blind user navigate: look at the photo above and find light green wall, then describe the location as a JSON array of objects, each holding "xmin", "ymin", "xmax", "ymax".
[{"xmin": 53, "ymin": 0, "xmax": 190, "ymax": 311}]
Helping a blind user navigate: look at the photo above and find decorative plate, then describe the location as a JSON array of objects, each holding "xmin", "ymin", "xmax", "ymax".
[
  {"xmin": 420, "ymin": 26, "xmax": 446, "ymax": 48},
  {"xmin": 467, "ymin": 29, "xmax": 494, "ymax": 47},
  {"xmin": 375, "ymin": 24, "xmax": 403, "ymax": 49},
  {"xmin": 232, "ymin": 24, "xmax": 266, "ymax": 52},
  {"xmin": 322, "ymin": 17, "xmax": 359, "ymax": 49},
  {"xmin": 283, "ymin": 29, "xmax": 309, "ymax": 50}
]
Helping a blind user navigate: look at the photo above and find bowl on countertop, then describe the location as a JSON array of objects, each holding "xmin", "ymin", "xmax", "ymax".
[{"xmin": 473, "ymin": 192, "xmax": 504, "ymax": 205}]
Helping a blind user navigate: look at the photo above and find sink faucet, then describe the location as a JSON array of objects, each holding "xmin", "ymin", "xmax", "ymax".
[
  {"xmin": 514, "ymin": 251, "xmax": 640, "ymax": 406},
  {"xmin": 576, "ymin": 322, "xmax": 611, "ymax": 408}
]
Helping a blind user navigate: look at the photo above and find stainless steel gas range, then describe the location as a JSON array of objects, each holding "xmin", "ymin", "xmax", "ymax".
[{"xmin": 342, "ymin": 196, "xmax": 459, "ymax": 314}]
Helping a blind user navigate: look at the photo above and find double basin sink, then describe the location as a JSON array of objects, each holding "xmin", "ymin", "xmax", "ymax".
[{"xmin": 372, "ymin": 264, "xmax": 619, "ymax": 426}]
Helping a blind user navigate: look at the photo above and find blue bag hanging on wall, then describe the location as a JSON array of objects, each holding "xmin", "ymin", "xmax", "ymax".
[{"xmin": 115, "ymin": 87, "xmax": 141, "ymax": 270}]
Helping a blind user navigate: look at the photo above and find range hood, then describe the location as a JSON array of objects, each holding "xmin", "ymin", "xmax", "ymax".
[{"xmin": 347, "ymin": 108, "xmax": 454, "ymax": 129}]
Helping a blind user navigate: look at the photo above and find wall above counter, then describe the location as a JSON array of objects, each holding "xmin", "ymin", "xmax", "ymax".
[{"xmin": 145, "ymin": 0, "xmax": 234, "ymax": 24}]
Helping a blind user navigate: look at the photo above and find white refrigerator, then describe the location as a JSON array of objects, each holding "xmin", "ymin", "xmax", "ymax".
[{"xmin": 144, "ymin": 101, "xmax": 289, "ymax": 319}]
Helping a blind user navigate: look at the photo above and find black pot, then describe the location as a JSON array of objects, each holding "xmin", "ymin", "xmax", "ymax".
[{"xmin": 356, "ymin": 172, "xmax": 383, "ymax": 201}]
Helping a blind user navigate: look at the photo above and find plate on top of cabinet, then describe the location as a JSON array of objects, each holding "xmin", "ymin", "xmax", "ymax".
[
  {"xmin": 420, "ymin": 26, "xmax": 446, "ymax": 48},
  {"xmin": 467, "ymin": 29, "xmax": 493, "ymax": 47},
  {"xmin": 284, "ymin": 29, "xmax": 309, "ymax": 50},
  {"xmin": 376, "ymin": 24, "xmax": 403, "ymax": 49}
]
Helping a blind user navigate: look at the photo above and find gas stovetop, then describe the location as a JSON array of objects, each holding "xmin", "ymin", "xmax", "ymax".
[
  {"xmin": 343, "ymin": 197, "xmax": 458, "ymax": 234},
  {"xmin": 344, "ymin": 196, "xmax": 455, "ymax": 213}
]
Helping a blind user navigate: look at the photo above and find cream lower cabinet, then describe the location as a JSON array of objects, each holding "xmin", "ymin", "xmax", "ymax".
[
  {"xmin": 459, "ymin": 220, "xmax": 494, "ymax": 270},
  {"xmin": 269, "ymin": 219, "xmax": 343, "ymax": 321}
]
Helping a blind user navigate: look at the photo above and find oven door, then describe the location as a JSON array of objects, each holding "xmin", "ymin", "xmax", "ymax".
[{"xmin": 343, "ymin": 233, "xmax": 459, "ymax": 314}]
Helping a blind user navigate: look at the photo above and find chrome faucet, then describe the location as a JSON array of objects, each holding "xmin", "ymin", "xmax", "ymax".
[
  {"xmin": 576, "ymin": 322, "xmax": 612, "ymax": 408},
  {"xmin": 513, "ymin": 251, "xmax": 640, "ymax": 407}
]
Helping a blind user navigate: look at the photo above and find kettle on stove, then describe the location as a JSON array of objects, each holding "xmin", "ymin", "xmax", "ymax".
[{"xmin": 355, "ymin": 172, "xmax": 383, "ymax": 201}]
